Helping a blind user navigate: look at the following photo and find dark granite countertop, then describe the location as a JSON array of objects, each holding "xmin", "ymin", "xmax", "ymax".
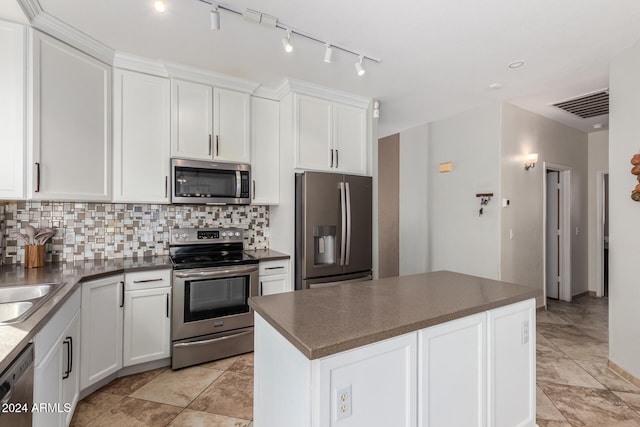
[
  {"xmin": 249, "ymin": 270, "xmax": 541, "ymax": 360},
  {"xmin": 0, "ymin": 257, "xmax": 172, "ymax": 373},
  {"xmin": 244, "ymin": 249, "xmax": 290, "ymax": 261}
]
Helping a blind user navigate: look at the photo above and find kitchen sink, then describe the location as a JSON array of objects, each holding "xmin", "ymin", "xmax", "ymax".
[
  {"xmin": 0, "ymin": 302, "xmax": 34, "ymax": 324},
  {"xmin": 0, "ymin": 282, "xmax": 65, "ymax": 325}
]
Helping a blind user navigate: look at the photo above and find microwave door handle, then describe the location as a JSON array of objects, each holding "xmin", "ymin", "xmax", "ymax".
[
  {"xmin": 236, "ymin": 171, "xmax": 242, "ymax": 198},
  {"xmin": 340, "ymin": 182, "xmax": 346, "ymax": 266}
]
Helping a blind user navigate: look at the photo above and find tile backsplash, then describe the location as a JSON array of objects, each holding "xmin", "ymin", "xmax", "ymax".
[{"xmin": 0, "ymin": 201, "xmax": 269, "ymax": 265}]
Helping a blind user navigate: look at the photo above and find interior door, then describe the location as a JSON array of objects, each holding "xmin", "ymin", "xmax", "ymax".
[
  {"xmin": 546, "ymin": 171, "xmax": 560, "ymax": 300},
  {"xmin": 300, "ymin": 172, "xmax": 344, "ymax": 279},
  {"xmin": 344, "ymin": 174, "xmax": 372, "ymax": 274}
]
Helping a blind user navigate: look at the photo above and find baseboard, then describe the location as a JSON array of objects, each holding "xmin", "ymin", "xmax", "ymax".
[{"xmin": 608, "ymin": 359, "xmax": 640, "ymax": 389}]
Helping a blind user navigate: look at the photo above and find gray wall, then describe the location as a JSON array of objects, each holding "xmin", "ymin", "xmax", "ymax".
[
  {"xmin": 500, "ymin": 103, "xmax": 588, "ymax": 304},
  {"xmin": 609, "ymin": 37, "xmax": 640, "ymax": 379},
  {"xmin": 427, "ymin": 102, "xmax": 502, "ymax": 280},
  {"xmin": 378, "ymin": 134, "xmax": 400, "ymax": 278}
]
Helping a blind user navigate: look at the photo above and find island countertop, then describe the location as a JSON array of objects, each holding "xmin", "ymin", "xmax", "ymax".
[{"xmin": 248, "ymin": 270, "xmax": 540, "ymax": 360}]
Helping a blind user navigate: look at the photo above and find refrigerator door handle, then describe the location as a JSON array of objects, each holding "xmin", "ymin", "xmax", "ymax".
[
  {"xmin": 345, "ymin": 181, "xmax": 352, "ymax": 265},
  {"xmin": 339, "ymin": 182, "xmax": 346, "ymax": 266}
]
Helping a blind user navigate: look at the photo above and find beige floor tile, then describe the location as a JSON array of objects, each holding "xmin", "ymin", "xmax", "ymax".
[
  {"xmin": 131, "ymin": 366, "xmax": 224, "ymax": 407},
  {"xmin": 579, "ymin": 325, "xmax": 610, "ymax": 343},
  {"xmin": 537, "ymin": 355, "xmax": 605, "ymax": 389},
  {"xmin": 200, "ymin": 355, "xmax": 241, "ymax": 371},
  {"xmin": 575, "ymin": 360, "xmax": 640, "ymax": 393},
  {"xmin": 614, "ymin": 392, "xmax": 640, "ymax": 414},
  {"xmin": 70, "ymin": 392, "xmax": 124, "ymax": 426},
  {"xmin": 168, "ymin": 409, "xmax": 251, "ymax": 426},
  {"xmin": 537, "ymin": 339, "xmax": 568, "ymax": 359},
  {"xmin": 537, "ymin": 385, "xmax": 568, "ymax": 421},
  {"xmin": 99, "ymin": 367, "xmax": 168, "ymax": 396},
  {"xmin": 539, "ymin": 382, "xmax": 640, "ymax": 426},
  {"xmin": 86, "ymin": 397, "xmax": 182, "ymax": 427},
  {"xmin": 536, "ymin": 420, "xmax": 574, "ymax": 427},
  {"xmin": 537, "ymin": 323, "xmax": 600, "ymax": 342},
  {"xmin": 549, "ymin": 337, "xmax": 609, "ymax": 363},
  {"xmin": 228, "ymin": 353, "xmax": 254, "ymax": 376},
  {"xmin": 537, "ymin": 310, "xmax": 571, "ymax": 325},
  {"xmin": 189, "ymin": 371, "xmax": 253, "ymax": 420}
]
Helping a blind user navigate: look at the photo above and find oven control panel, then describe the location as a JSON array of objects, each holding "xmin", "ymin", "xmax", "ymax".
[{"xmin": 170, "ymin": 227, "xmax": 244, "ymax": 245}]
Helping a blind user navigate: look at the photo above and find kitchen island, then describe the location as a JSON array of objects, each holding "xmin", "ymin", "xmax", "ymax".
[{"xmin": 248, "ymin": 270, "xmax": 540, "ymax": 427}]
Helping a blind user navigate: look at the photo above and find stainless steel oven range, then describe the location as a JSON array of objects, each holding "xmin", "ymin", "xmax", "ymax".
[{"xmin": 170, "ymin": 227, "xmax": 258, "ymax": 370}]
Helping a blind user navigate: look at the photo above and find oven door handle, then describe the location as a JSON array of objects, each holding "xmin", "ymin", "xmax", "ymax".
[
  {"xmin": 174, "ymin": 265, "xmax": 258, "ymax": 279},
  {"xmin": 173, "ymin": 330, "xmax": 253, "ymax": 348}
]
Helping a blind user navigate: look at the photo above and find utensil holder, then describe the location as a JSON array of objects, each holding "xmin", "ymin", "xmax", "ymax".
[{"xmin": 25, "ymin": 245, "xmax": 45, "ymax": 268}]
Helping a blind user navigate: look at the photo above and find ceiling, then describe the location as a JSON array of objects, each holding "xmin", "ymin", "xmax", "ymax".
[{"xmin": 5, "ymin": 0, "xmax": 640, "ymax": 137}]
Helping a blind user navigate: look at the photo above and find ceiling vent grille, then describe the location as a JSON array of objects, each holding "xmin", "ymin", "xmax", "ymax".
[{"xmin": 552, "ymin": 90, "xmax": 609, "ymax": 119}]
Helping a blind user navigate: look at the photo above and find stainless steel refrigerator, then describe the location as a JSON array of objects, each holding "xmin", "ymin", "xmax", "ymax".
[{"xmin": 295, "ymin": 171, "xmax": 372, "ymax": 290}]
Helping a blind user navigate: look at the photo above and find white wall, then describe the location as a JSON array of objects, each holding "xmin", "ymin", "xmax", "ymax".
[
  {"xmin": 398, "ymin": 124, "xmax": 429, "ymax": 275},
  {"xmin": 501, "ymin": 103, "xmax": 588, "ymax": 305},
  {"xmin": 608, "ymin": 39, "xmax": 640, "ymax": 379},
  {"xmin": 587, "ymin": 130, "xmax": 609, "ymax": 294},
  {"xmin": 427, "ymin": 102, "xmax": 502, "ymax": 280}
]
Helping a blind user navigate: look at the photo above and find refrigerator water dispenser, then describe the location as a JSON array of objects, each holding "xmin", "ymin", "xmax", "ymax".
[{"xmin": 313, "ymin": 226, "xmax": 336, "ymax": 265}]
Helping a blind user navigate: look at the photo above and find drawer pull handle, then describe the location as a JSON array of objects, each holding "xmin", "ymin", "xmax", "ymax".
[
  {"xmin": 133, "ymin": 278, "xmax": 164, "ymax": 284},
  {"xmin": 265, "ymin": 266, "xmax": 285, "ymax": 270}
]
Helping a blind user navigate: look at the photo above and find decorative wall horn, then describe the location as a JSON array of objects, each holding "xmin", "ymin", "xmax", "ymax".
[{"xmin": 631, "ymin": 153, "xmax": 640, "ymax": 201}]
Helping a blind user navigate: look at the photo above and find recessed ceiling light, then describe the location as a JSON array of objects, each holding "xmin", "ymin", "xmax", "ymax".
[
  {"xmin": 489, "ymin": 83, "xmax": 503, "ymax": 90},
  {"xmin": 508, "ymin": 60, "xmax": 525, "ymax": 69},
  {"xmin": 593, "ymin": 123, "xmax": 603, "ymax": 129}
]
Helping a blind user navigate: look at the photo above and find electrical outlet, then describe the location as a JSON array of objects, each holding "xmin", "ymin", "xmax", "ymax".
[
  {"xmin": 509, "ymin": 229, "xmax": 515, "ymax": 240},
  {"xmin": 522, "ymin": 320, "xmax": 529, "ymax": 344},
  {"xmin": 336, "ymin": 385, "xmax": 352, "ymax": 421}
]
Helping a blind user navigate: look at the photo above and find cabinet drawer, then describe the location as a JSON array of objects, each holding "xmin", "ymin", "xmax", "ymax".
[
  {"xmin": 125, "ymin": 269, "xmax": 171, "ymax": 291},
  {"xmin": 259, "ymin": 259, "xmax": 289, "ymax": 276}
]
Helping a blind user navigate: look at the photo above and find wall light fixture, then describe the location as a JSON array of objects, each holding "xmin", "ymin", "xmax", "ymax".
[{"xmin": 524, "ymin": 153, "xmax": 538, "ymax": 170}]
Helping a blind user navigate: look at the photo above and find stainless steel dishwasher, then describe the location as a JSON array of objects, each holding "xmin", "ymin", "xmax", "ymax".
[{"xmin": 0, "ymin": 343, "xmax": 34, "ymax": 427}]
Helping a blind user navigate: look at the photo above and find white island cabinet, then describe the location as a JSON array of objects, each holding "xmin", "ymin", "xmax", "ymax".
[{"xmin": 250, "ymin": 271, "xmax": 538, "ymax": 427}]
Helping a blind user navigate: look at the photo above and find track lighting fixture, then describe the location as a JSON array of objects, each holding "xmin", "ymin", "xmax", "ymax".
[
  {"xmin": 323, "ymin": 44, "xmax": 333, "ymax": 63},
  {"xmin": 282, "ymin": 30, "xmax": 293, "ymax": 53},
  {"xmin": 174, "ymin": 1, "xmax": 382, "ymax": 74},
  {"xmin": 210, "ymin": 7, "xmax": 220, "ymax": 30},
  {"xmin": 355, "ymin": 56, "xmax": 365, "ymax": 76},
  {"xmin": 154, "ymin": 0, "xmax": 166, "ymax": 12}
]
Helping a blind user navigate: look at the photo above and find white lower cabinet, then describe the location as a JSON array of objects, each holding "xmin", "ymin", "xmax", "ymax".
[
  {"xmin": 254, "ymin": 298, "xmax": 536, "ymax": 427},
  {"xmin": 80, "ymin": 275, "xmax": 124, "ymax": 390},
  {"xmin": 123, "ymin": 270, "xmax": 171, "ymax": 367},
  {"xmin": 34, "ymin": 288, "xmax": 81, "ymax": 427},
  {"xmin": 258, "ymin": 259, "xmax": 290, "ymax": 295},
  {"xmin": 487, "ymin": 299, "xmax": 536, "ymax": 427},
  {"xmin": 418, "ymin": 313, "xmax": 486, "ymax": 427}
]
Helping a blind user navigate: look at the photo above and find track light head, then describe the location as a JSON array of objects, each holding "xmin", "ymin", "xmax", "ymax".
[
  {"xmin": 154, "ymin": 0, "xmax": 166, "ymax": 12},
  {"xmin": 355, "ymin": 56, "xmax": 365, "ymax": 76},
  {"xmin": 323, "ymin": 44, "xmax": 333, "ymax": 63},
  {"xmin": 210, "ymin": 8, "xmax": 220, "ymax": 30},
  {"xmin": 282, "ymin": 31, "xmax": 293, "ymax": 53}
]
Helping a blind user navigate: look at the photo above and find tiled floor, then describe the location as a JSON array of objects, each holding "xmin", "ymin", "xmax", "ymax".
[
  {"xmin": 537, "ymin": 295, "xmax": 640, "ymax": 426},
  {"xmin": 72, "ymin": 295, "xmax": 640, "ymax": 426},
  {"xmin": 70, "ymin": 354, "xmax": 254, "ymax": 426}
]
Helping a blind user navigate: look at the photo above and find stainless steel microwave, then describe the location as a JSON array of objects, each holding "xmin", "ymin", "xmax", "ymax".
[{"xmin": 171, "ymin": 159, "xmax": 251, "ymax": 205}]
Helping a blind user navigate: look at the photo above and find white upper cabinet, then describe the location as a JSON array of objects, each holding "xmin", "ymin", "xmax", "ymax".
[
  {"xmin": 214, "ymin": 87, "xmax": 251, "ymax": 163},
  {"xmin": 294, "ymin": 94, "xmax": 367, "ymax": 175},
  {"xmin": 30, "ymin": 31, "xmax": 111, "ymax": 201},
  {"xmin": 250, "ymin": 97, "xmax": 280, "ymax": 204},
  {"xmin": 171, "ymin": 79, "xmax": 250, "ymax": 163},
  {"xmin": 0, "ymin": 20, "xmax": 25, "ymax": 199},
  {"xmin": 113, "ymin": 69, "xmax": 171, "ymax": 203}
]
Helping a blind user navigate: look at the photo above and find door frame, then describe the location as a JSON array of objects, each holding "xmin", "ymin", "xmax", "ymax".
[
  {"xmin": 595, "ymin": 170, "xmax": 608, "ymax": 297},
  {"xmin": 542, "ymin": 162, "xmax": 572, "ymax": 302}
]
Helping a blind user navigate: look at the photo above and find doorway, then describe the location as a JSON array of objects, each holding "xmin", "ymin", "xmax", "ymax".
[
  {"xmin": 596, "ymin": 171, "xmax": 609, "ymax": 297},
  {"xmin": 544, "ymin": 163, "xmax": 572, "ymax": 302}
]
